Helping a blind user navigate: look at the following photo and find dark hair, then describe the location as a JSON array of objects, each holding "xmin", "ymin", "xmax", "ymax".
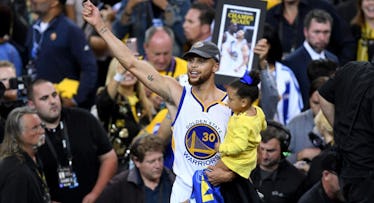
[
  {"xmin": 309, "ymin": 76, "xmax": 329, "ymax": 97},
  {"xmin": 307, "ymin": 59, "xmax": 338, "ymax": 82},
  {"xmin": 351, "ymin": 0, "xmax": 365, "ymax": 27},
  {"xmin": 0, "ymin": 4, "xmax": 11, "ymax": 38},
  {"xmin": 304, "ymin": 9, "xmax": 333, "ymax": 29},
  {"xmin": 261, "ymin": 120, "xmax": 291, "ymax": 156},
  {"xmin": 130, "ymin": 133, "xmax": 164, "ymax": 162},
  {"xmin": 228, "ymin": 70, "xmax": 260, "ymax": 102},
  {"xmin": 262, "ymin": 23, "xmax": 283, "ymax": 64},
  {"xmin": 27, "ymin": 79, "xmax": 50, "ymax": 100},
  {"xmin": 190, "ymin": 2, "xmax": 215, "ymax": 26}
]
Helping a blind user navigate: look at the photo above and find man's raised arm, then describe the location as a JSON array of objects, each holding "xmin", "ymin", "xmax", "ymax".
[{"xmin": 82, "ymin": 0, "xmax": 182, "ymax": 106}]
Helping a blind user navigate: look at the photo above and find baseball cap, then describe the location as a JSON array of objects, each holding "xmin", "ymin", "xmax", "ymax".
[{"xmin": 183, "ymin": 41, "xmax": 220, "ymax": 62}]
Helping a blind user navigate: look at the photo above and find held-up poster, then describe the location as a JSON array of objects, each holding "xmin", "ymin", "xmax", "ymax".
[{"xmin": 212, "ymin": 0, "xmax": 266, "ymax": 85}]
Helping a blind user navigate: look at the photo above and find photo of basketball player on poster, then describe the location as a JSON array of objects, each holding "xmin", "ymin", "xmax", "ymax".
[{"xmin": 213, "ymin": 0, "xmax": 266, "ymax": 82}]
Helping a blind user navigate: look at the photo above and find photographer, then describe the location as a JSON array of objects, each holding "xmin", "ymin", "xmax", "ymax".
[
  {"xmin": 0, "ymin": 61, "xmax": 17, "ymax": 102},
  {"xmin": 0, "ymin": 60, "xmax": 18, "ymax": 142},
  {"xmin": 0, "ymin": 60, "xmax": 30, "ymax": 142}
]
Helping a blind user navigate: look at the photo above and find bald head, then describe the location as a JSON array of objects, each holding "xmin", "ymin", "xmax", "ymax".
[{"xmin": 144, "ymin": 27, "xmax": 174, "ymax": 72}]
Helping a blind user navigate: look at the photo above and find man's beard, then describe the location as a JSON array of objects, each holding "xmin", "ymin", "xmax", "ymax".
[
  {"xmin": 33, "ymin": 134, "xmax": 46, "ymax": 150},
  {"xmin": 310, "ymin": 43, "xmax": 327, "ymax": 53},
  {"xmin": 261, "ymin": 158, "xmax": 280, "ymax": 169},
  {"xmin": 188, "ymin": 72, "xmax": 211, "ymax": 86},
  {"xmin": 31, "ymin": 3, "xmax": 50, "ymax": 17}
]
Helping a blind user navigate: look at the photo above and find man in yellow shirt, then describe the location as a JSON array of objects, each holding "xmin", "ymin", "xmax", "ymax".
[{"xmin": 144, "ymin": 26, "xmax": 187, "ymax": 79}]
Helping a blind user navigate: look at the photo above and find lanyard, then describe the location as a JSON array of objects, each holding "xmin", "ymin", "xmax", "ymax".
[
  {"xmin": 31, "ymin": 17, "xmax": 58, "ymax": 60},
  {"xmin": 31, "ymin": 28, "xmax": 44, "ymax": 60},
  {"xmin": 31, "ymin": 21, "xmax": 49, "ymax": 60},
  {"xmin": 24, "ymin": 153, "xmax": 51, "ymax": 202},
  {"xmin": 34, "ymin": 156, "xmax": 51, "ymax": 202},
  {"xmin": 45, "ymin": 120, "xmax": 73, "ymax": 168},
  {"xmin": 166, "ymin": 58, "xmax": 176, "ymax": 77}
]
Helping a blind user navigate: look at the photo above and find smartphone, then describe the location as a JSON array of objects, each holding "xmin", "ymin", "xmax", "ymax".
[{"xmin": 125, "ymin": 38, "xmax": 139, "ymax": 56}]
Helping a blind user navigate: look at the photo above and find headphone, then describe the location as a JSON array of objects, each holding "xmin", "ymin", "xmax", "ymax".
[{"xmin": 266, "ymin": 120, "xmax": 291, "ymax": 154}]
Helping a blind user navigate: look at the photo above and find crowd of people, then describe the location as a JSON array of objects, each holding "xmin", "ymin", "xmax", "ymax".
[{"xmin": 0, "ymin": 0, "xmax": 373, "ymax": 203}]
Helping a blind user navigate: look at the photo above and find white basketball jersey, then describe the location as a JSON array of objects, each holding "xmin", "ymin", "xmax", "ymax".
[{"xmin": 171, "ymin": 86, "xmax": 231, "ymax": 188}]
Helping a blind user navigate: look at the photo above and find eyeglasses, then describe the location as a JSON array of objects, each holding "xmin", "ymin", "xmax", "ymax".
[{"xmin": 25, "ymin": 123, "xmax": 46, "ymax": 133}]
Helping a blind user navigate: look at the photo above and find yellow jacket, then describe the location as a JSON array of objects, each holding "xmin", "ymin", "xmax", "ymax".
[{"xmin": 219, "ymin": 106, "xmax": 267, "ymax": 179}]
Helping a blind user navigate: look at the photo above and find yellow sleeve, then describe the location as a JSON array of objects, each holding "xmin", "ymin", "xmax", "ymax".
[{"xmin": 219, "ymin": 119, "xmax": 257, "ymax": 155}]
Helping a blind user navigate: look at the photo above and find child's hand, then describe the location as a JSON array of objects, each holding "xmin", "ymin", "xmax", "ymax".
[{"xmin": 214, "ymin": 143, "xmax": 220, "ymax": 152}]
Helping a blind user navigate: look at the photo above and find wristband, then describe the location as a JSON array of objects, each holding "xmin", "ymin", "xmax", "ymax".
[{"xmin": 114, "ymin": 73, "xmax": 125, "ymax": 82}]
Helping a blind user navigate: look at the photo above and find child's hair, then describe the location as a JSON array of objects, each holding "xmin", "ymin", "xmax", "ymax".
[{"xmin": 228, "ymin": 70, "xmax": 260, "ymax": 102}]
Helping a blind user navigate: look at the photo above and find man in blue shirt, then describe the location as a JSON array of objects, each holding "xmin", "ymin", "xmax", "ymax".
[{"xmin": 26, "ymin": 0, "xmax": 98, "ymax": 109}]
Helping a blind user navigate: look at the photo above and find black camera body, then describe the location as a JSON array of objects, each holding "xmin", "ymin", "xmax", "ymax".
[
  {"xmin": 0, "ymin": 75, "xmax": 32, "ymax": 119},
  {"xmin": 0, "ymin": 82, "xmax": 5, "ymax": 99},
  {"xmin": 8, "ymin": 75, "xmax": 32, "ymax": 98},
  {"xmin": 0, "ymin": 75, "xmax": 31, "ymax": 99}
]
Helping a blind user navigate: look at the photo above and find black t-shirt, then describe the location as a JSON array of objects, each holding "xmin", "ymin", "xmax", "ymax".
[
  {"xmin": 250, "ymin": 160, "xmax": 306, "ymax": 203},
  {"xmin": 0, "ymin": 154, "xmax": 49, "ymax": 203},
  {"xmin": 37, "ymin": 108, "xmax": 112, "ymax": 203},
  {"xmin": 319, "ymin": 61, "xmax": 374, "ymax": 172}
]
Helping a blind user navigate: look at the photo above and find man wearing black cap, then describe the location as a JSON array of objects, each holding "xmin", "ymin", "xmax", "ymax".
[
  {"xmin": 82, "ymin": 1, "xmax": 269, "ymax": 202},
  {"xmin": 298, "ymin": 152, "xmax": 345, "ymax": 203}
]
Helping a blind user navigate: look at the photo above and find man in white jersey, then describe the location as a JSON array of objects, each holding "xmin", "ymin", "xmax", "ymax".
[
  {"xmin": 82, "ymin": 2, "xmax": 229, "ymax": 200},
  {"xmin": 170, "ymin": 42, "xmax": 231, "ymax": 202},
  {"xmin": 81, "ymin": 2, "xmax": 268, "ymax": 202}
]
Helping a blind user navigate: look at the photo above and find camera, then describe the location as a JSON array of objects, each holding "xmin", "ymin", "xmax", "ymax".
[
  {"xmin": 0, "ymin": 75, "xmax": 32, "ymax": 119},
  {"xmin": 308, "ymin": 131, "xmax": 326, "ymax": 150},
  {"xmin": 8, "ymin": 75, "xmax": 32, "ymax": 99},
  {"xmin": 0, "ymin": 82, "xmax": 5, "ymax": 99}
]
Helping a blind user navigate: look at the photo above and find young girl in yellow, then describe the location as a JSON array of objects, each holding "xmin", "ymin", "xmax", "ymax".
[
  {"xmin": 189, "ymin": 71, "xmax": 267, "ymax": 202},
  {"xmin": 215, "ymin": 70, "xmax": 267, "ymax": 179}
]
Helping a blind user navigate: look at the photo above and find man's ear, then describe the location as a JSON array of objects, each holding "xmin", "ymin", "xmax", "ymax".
[
  {"xmin": 27, "ymin": 100, "xmax": 35, "ymax": 108},
  {"xmin": 322, "ymin": 170, "xmax": 330, "ymax": 179},
  {"xmin": 212, "ymin": 61, "xmax": 219, "ymax": 72},
  {"xmin": 132, "ymin": 156, "xmax": 141, "ymax": 167},
  {"xmin": 201, "ymin": 24, "xmax": 210, "ymax": 36},
  {"xmin": 143, "ymin": 42, "xmax": 148, "ymax": 54},
  {"xmin": 303, "ymin": 27, "xmax": 308, "ymax": 38}
]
